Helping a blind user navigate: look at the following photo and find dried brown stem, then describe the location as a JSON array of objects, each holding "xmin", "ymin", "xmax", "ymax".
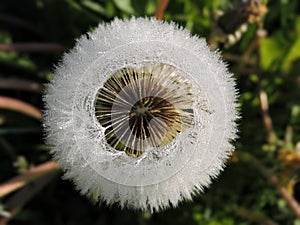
[
  {"xmin": 0, "ymin": 172, "xmax": 57, "ymax": 225},
  {"xmin": 240, "ymin": 152, "xmax": 300, "ymax": 219},
  {"xmin": 250, "ymin": 19, "xmax": 277, "ymax": 143},
  {"xmin": 259, "ymin": 89, "xmax": 272, "ymax": 133},
  {"xmin": 0, "ymin": 78, "xmax": 44, "ymax": 93},
  {"xmin": 0, "ymin": 161, "xmax": 58, "ymax": 197},
  {"xmin": 0, "ymin": 43, "xmax": 66, "ymax": 53},
  {"xmin": 258, "ymin": 86, "xmax": 277, "ymax": 142},
  {"xmin": 155, "ymin": 0, "xmax": 169, "ymax": 20},
  {"xmin": 0, "ymin": 96, "xmax": 42, "ymax": 120}
]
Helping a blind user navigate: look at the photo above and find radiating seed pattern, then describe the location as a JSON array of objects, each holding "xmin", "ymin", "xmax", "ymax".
[{"xmin": 95, "ymin": 63, "xmax": 194, "ymax": 157}]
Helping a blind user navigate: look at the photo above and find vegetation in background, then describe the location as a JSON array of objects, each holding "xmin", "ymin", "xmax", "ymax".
[{"xmin": 0, "ymin": 0, "xmax": 300, "ymax": 224}]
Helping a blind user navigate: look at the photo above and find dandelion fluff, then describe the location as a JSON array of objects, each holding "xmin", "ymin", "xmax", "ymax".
[{"xmin": 43, "ymin": 17, "xmax": 238, "ymax": 211}]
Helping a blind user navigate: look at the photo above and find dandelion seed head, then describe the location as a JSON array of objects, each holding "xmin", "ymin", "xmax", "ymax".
[{"xmin": 43, "ymin": 17, "xmax": 238, "ymax": 212}]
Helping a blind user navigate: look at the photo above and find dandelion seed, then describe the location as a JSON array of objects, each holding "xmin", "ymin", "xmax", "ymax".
[{"xmin": 43, "ymin": 17, "xmax": 238, "ymax": 212}]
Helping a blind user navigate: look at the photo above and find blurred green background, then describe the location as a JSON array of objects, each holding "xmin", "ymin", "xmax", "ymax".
[{"xmin": 0, "ymin": 0, "xmax": 300, "ymax": 224}]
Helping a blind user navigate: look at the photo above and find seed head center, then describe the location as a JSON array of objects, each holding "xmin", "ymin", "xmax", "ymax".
[
  {"xmin": 95, "ymin": 63, "xmax": 195, "ymax": 158},
  {"xmin": 135, "ymin": 103, "xmax": 149, "ymax": 116}
]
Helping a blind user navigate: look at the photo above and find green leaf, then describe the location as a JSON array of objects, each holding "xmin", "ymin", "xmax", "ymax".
[
  {"xmin": 81, "ymin": 0, "xmax": 107, "ymax": 16},
  {"xmin": 113, "ymin": 0, "xmax": 135, "ymax": 14},
  {"xmin": 282, "ymin": 17, "xmax": 300, "ymax": 72},
  {"xmin": 260, "ymin": 17, "xmax": 300, "ymax": 73},
  {"xmin": 259, "ymin": 31, "xmax": 289, "ymax": 71}
]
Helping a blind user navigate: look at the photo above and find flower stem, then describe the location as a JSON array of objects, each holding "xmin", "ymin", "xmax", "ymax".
[
  {"xmin": 0, "ymin": 96, "xmax": 42, "ymax": 120},
  {"xmin": 0, "ymin": 161, "xmax": 58, "ymax": 198},
  {"xmin": 239, "ymin": 152, "xmax": 300, "ymax": 219},
  {"xmin": 155, "ymin": 0, "xmax": 169, "ymax": 20},
  {"xmin": 258, "ymin": 87, "xmax": 277, "ymax": 142},
  {"xmin": 0, "ymin": 171, "xmax": 57, "ymax": 225},
  {"xmin": 0, "ymin": 78, "xmax": 44, "ymax": 93}
]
